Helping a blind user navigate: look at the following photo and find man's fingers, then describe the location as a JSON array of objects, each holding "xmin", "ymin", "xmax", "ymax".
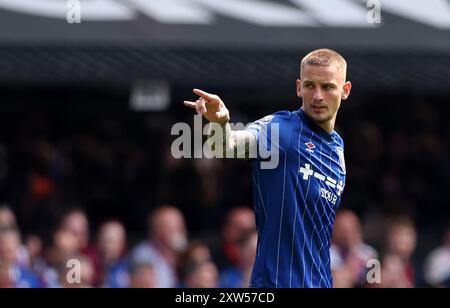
[
  {"xmin": 184, "ymin": 100, "xmax": 207, "ymax": 115},
  {"xmin": 216, "ymin": 110, "xmax": 228, "ymax": 119},
  {"xmin": 193, "ymin": 88, "xmax": 215, "ymax": 101},
  {"xmin": 183, "ymin": 101, "xmax": 197, "ymax": 109},
  {"xmin": 197, "ymin": 99, "xmax": 207, "ymax": 114},
  {"xmin": 195, "ymin": 103, "xmax": 203, "ymax": 115}
]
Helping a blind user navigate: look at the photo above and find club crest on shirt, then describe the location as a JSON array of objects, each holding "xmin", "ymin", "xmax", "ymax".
[
  {"xmin": 305, "ymin": 142, "xmax": 316, "ymax": 153},
  {"xmin": 336, "ymin": 147, "xmax": 346, "ymax": 173}
]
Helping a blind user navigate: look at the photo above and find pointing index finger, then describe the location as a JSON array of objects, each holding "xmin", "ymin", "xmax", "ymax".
[{"xmin": 193, "ymin": 88, "xmax": 215, "ymax": 100}]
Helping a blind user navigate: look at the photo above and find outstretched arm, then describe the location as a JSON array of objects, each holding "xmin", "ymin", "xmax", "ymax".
[{"xmin": 184, "ymin": 89, "xmax": 256, "ymax": 159}]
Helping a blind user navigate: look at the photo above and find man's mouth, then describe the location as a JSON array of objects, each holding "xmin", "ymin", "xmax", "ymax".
[{"xmin": 312, "ymin": 105, "xmax": 327, "ymax": 111}]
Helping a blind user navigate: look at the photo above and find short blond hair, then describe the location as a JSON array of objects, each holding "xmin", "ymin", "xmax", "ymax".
[{"xmin": 301, "ymin": 48, "xmax": 347, "ymax": 80}]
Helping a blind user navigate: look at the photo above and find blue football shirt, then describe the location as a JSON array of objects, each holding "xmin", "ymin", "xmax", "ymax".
[{"xmin": 246, "ymin": 108, "xmax": 346, "ymax": 288}]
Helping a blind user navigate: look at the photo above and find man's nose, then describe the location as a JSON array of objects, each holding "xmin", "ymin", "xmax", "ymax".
[{"xmin": 313, "ymin": 88, "xmax": 324, "ymax": 101}]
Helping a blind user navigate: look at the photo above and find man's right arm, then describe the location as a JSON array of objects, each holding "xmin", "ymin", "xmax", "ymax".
[
  {"xmin": 213, "ymin": 123, "xmax": 256, "ymax": 160},
  {"xmin": 184, "ymin": 88, "xmax": 257, "ymax": 160}
]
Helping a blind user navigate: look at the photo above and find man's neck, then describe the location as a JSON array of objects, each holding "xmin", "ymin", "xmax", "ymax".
[
  {"xmin": 317, "ymin": 119, "xmax": 335, "ymax": 135},
  {"xmin": 301, "ymin": 107, "xmax": 335, "ymax": 134}
]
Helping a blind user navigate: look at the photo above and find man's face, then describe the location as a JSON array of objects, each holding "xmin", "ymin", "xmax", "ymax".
[
  {"xmin": 333, "ymin": 212, "xmax": 362, "ymax": 248},
  {"xmin": 99, "ymin": 222, "xmax": 125, "ymax": 261},
  {"xmin": 223, "ymin": 208, "xmax": 255, "ymax": 243},
  {"xmin": 0, "ymin": 233, "xmax": 19, "ymax": 263},
  {"xmin": 0, "ymin": 209, "xmax": 16, "ymax": 228},
  {"xmin": 150, "ymin": 209, "xmax": 187, "ymax": 252},
  {"xmin": 297, "ymin": 64, "xmax": 351, "ymax": 128},
  {"xmin": 388, "ymin": 225, "xmax": 417, "ymax": 259},
  {"xmin": 62, "ymin": 212, "xmax": 89, "ymax": 249}
]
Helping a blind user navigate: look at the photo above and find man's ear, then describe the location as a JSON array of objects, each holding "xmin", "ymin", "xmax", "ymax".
[
  {"xmin": 296, "ymin": 79, "xmax": 302, "ymax": 98},
  {"xmin": 342, "ymin": 81, "xmax": 352, "ymax": 100}
]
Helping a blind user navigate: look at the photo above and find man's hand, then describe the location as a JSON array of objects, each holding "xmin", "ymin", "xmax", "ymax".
[
  {"xmin": 184, "ymin": 88, "xmax": 256, "ymax": 160},
  {"xmin": 184, "ymin": 89, "xmax": 230, "ymax": 125}
]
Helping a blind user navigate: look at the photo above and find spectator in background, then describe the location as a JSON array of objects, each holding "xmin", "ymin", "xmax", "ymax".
[
  {"xmin": 129, "ymin": 261, "xmax": 156, "ymax": 288},
  {"xmin": 330, "ymin": 209, "xmax": 378, "ymax": 288},
  {"xmin": 24, "ymin": 234, "xmax": 47, "ymax": 280},
  {"xmin": 131, "ymin": 205, "xmax": 188, "ymax": 288},
  {"xmin": 60, "ymin": 208, "xmax": 90, "ymax": 253},
  {"xmin": 184, "ymin": 260, "xmax": 219, "ymax": 288},
  {"xmin": 42, "ymin": 228, "xmax": 80, "ymax": 287},
  {"xmin": 0, "ymin": 205, "xmax": 30, "ymax": 268},
  {"xmin": 379, "ymin": 217, "xmax": 417, "ymax": 288},
  {"xmin": 423, "ymin": 225, "xmax": 450, "ymax": 287},
  {"xmin": 213, "ymin": 206, "xmax": 255, "ymax": 271},
  {"xmin": 0, "ymin": 227, "xmax": 40, "ymax": 288},
  {"xmin": 0, "ymin": 205, "xmax": 17, "ymax": 227},
  {"xmin": 97, "ymin": 219, "xmax": 129, "ymax": 288},
  {"xmin": 220, "ymin": 228, "xmax": 258, "ymax": 288},
  {"xmin": 177, "ymin": 240, "xmax": 218, "ymax": 287},
  {"xmin": 378, "ymin": 254, "xmax": 413, "ymax": 288},
  {"xmin": 58, "ymin": 255, "xmax": 95, "ymax": 288},
  {"xmin": 60, "ymin": 208, "xmax": 101, "ymax": 285}
]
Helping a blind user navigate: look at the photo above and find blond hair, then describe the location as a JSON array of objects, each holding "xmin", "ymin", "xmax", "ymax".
[{"xmin": 301, "ymin": 48, "xmax": 347, "ymax": 80}]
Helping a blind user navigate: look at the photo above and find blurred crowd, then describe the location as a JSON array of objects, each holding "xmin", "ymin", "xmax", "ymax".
[
  {"xmin": 0, "ymin": 203, "xmax": 259, "ymax": 288},
  {"xmin": 0, "ymin": 94, "xmax": 449, "ymax": 288},
  {"xmin": 0, "ymin": 203, "xmax": 449, "ymax": 288}
]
